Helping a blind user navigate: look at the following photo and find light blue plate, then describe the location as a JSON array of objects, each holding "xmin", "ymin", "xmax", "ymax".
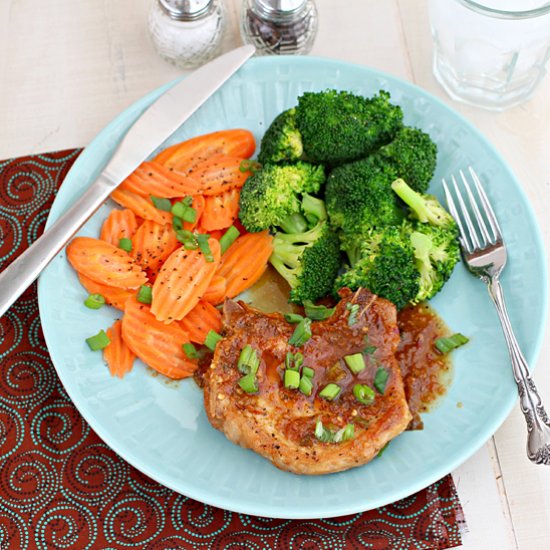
[{"xmin": 38, "ymin": 56, "xmax": 548, "ymax": 519}]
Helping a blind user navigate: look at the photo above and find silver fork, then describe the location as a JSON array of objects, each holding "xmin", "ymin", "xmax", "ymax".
[{"xmin": 443, "ymin": 167, "xmax": 550, "ymax": 465}]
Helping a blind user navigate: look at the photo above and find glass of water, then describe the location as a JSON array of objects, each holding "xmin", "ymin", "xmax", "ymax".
[{"xmin": 428, "ymin": 0, "xmax": 550, "ymax": 111}]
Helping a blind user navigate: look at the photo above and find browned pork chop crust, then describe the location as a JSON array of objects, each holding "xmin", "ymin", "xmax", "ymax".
[{"xmin": 203, "ymin": 288, "xmax": 412, "ymax": 475}]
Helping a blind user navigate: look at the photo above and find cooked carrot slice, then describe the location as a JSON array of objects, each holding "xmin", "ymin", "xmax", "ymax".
[
  {"xmin": 67, "ymin": 237, "xmax": 147, "ymax": 289},
  {"xmin": 216, "ymin": 231, "xmax": 273, "ymax": 298},
  {"xmin": 191, "ymin": 155, "xmax": 251, "ymax": 196},
  {"xmin": 110, "ymin": 188, "xmax": 172, "ymax": 225},
  {"xmin": 202, "ymin": 275, "xmax": 227, "ymax": 305},
  {"xmin": 122, "ymin": 297, "xmax": 197, "ymax": 379},
  {"xmin": 119, "ymin": 161, "xmax": 202, "ymax": 198},
  {"xmin": 151, "ymin": 238, "xmax": 221, "ymax": 323},
  {"xmin": 104, "ymin": 320, "xmax": 135, "ymax": 378},
  {"xmin": 200, "ymin": 189, "xmax": 240, "ymax": 232},
  {"xmin": 154, "ymin": 129, "xmax": 256, "ymax": 171},
  {"xmin": 179, "ymin": 300, "xmax": 223, "ymax": 344},
  {"xmin": 77, "ymin": 273, "xmax": 136, "ymax": 311},
  {"xmin": 131, "ymin": 220, "xmax": 179, "ymax": 271},
  {"xmin": 100, "ymin": 209, "xmax": 138, "ymax": 246}
]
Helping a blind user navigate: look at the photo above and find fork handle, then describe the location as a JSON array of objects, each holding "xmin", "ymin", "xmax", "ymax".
[{"xmin": 488, "ymin": 278, "xmax": 550, "ymax": 464}]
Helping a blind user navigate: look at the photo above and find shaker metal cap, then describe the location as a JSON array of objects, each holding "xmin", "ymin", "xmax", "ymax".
[
  {"xmin": 159, "ymin": 0, "xmax": 213, "ymax": 21},
  {"xmin": 255, "ymin": 0, "xmax": 308, "ymax": 16}
]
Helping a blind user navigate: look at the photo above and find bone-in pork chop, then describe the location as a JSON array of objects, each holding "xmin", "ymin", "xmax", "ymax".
[{"xmin": 203, "ymin": 288, "xmax": 412, "ymax": 475}]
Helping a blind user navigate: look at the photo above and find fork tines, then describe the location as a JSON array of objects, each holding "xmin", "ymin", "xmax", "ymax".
[{"xmin": 442, "ymin": 166, "xmax": 502, "ymax": 254}]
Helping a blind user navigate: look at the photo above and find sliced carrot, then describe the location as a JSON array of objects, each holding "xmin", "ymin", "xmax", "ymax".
[
  {"xmin": 77, "ymin": 273, "xmax": 136, "ymax": 311},
  {"xmin": 110, "ymin": 188, "xmax": 172, "ymax": 226},
  {"xmin": 191, "ymin": 155, "xmax": 251, "ymax": 196},
  {"xmin": 184, "ymin": 194, "xmax": 205, "ymax": 232},
  {"xmin": 200, "ymin": 189, "xmax": 241, "ymax": 232},
  {"xmin": 67, "ymin": 237, "xmax": 147, "ymax": 289},
  {"xmin": 151, "ymin": 238, "xmax": 221, "ymax": 323},
  {"xmin": 216, "ymin": 231, "xmax": 273, "ymax": 298},
  {"xmin": 122, "ymin": 297, "xmax": 197, "ymax": 379},
  {"xmin": 104, "ymin": 320, "xmax": 135, "ymax": 378},
  {"xmin": 179, "ymin": 300, "xmax": 223, "ymax": 344},
  {"xmin": 119, "ymin": 161, "xmax": 202, "ymax": 198},
  {"xmin": 131, "ymin": 220, "xmax": 179, "ymax": 271},
  {"xmin": 202, "ymin": 275, "xmax": 227, "ymax": 305},
  {"xmin": 100, "ymin": 209, "xmax": 138, "ymax": 246},
  {"xmin": 154, "ymin": 129, "xmax": 256, "ymax": 171}
]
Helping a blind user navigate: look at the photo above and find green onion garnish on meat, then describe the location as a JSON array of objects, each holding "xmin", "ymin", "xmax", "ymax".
[
  {"xmin": 374, "ymin": 367, "xmax": 389, "ymax": 394},
  {"xmin": 205, "ymin": 330, "xmax": 222, "ymax": 351},
  {"xmin": 219, "ymin": 225, "xmax": 240, "ymax": 254},
  {"xmin": 284, "ymin": 369, "xmax": 300, "ymax": 389},
  {"xmin": 353, "ymin": 383, "xmax": 375, "ymax": 405},
  {"xmin": 238, "ymin": 373, "xmax": 258, "ymax": 393},
  {"xmin": 284, "ymin": 313, "xmax": 304, "ymax": 324},
  {"xmin": 299, "ymin": 375, "xmax": 313, "ymax": 396},
  {"xmin": 289, "ymin": 317, "xmax": 312, "ymax": 347},
  {"xmin": 303, "ymin": 300, "xmax": 335, "ymax": 321},
  {"xmin": 346, "ymin": 303, "xmax": 360, "ymax": 326},
  {"xmin": 344, "ymin": 352, "xmax": 366, "ymax": 375},
  {"xmin": 237, "ymin": 345, "xmax": 260, "ymax": 375},
  {"xmin": 86, "ymin": 330, "xmax": 110, "ymax": 351},
  {"xmin": 435, "ymin": 333, "xmax": 469, "ymax": 354},
  {"xmin": 319, "ymin": 383, "xmax": 341, "ymax": 401},
  {"xmin": 84, "ymin": 293, "xmax": 105, "ymax": 310}
]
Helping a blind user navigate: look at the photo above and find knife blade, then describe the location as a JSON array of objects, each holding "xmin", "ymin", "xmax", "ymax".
[{"xmin": 0, "ymin": 45, "xmax": 255, "ymax": 319}]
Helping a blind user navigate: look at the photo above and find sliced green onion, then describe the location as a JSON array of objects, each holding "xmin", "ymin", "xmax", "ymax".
[
  {"xmin": 171, "ymin": 201, "xmax": 186, "ymax": 218},
  {"xmin": 344, "ymin": 353, "xmax": 366, "ymax": 375},
  {"xmin": 86, "ymin": 330, "xmax": 110, "ymax": 351},
  {"xmin": 238, "ymin": 373, "xmax": 258, "ymax": 393},
  {"xmin": 176, "ymin": 229, "xmax": 198, "ymax": 249},
  {"xmin": 219, "ymin": 225, "xmax": 240, "ymax": 254},
  {"xmin": 173, "ymin": 216, "xmax": 183, "ymax": 231},
  {"xmin": 84, "ymin": 293, "xmax": 105, "ymax": 310},
  {"xmin": 239, "ymin": 159, "xmax": 262, "ymax": 173},
  {"xmin": 284, "ymin": 313, "xmax": 304, "ymax": 324},
  {"xmin": 150, "ymin": 195, "xmax": 172, "ymax": 212},
  {"xmin": 237, "ymin": 345, "xmax": 260, "ymax": 375},
  {"xmin": 302, "ymin": 366, "xmax": 314, "ymax": 379},
  {"xmin": 284, "ymin": 369, "xmax": 300, "ymax": 389},
  {"xmin": 118, "ymin": 237, "xmax": 133, "ymax": 253},
  {"xmin": 374, "ymin": 367, "xmax": 389, "ymax": 394},
  {"xmin": 314, "ymin": 419, "xmax": 333, "ymax": 443},
  {"xmin": 353, "ymin": 383, "xmax": 375, "ymax": 406},
  {"xmin": 197, "ymin": 234, "xmax": 214, "ymax": 262},
  {"xmin": 333, "ymin": 423, "xmax": 355, "ymax": 443},
  {"xmin": 205, "ymin": 330, "xmax": 222, "ymax": 351},
  {"xmin": 346, "ymin": 303, "xmax": 360, "ymax": 326},
  {"xmin": 435, "ymin": 333, "xmax": 470, "ymax": 354},
  {"xmin": 364, "ymin": 345, "xmax": 377, "ymax": 355},
  {"xmin": 171, "ymin": 200, "xmax": 197, "ymax": 224},
  {"xmin": 299, "ymin": 375, "xmax": 313, "ymax": 396},
  {"xmin": 288, "ymin": 317, "xmax": 312, "ymax": 347},
  {"xmin": 303, "ymin": 300, "xmax": 335, "ymax": 321},
  {"xmin": 377, "ymin": 442, "xmax": 389, "ymax": 458},
  {"xmin": 181, "ymin": 196, "xmax": 193, "ymax": 207},
  {"xmin": 137, "ymin": 285, "xmax": 153, "ymax": 305},
  {"xmin": 182, "ymin": 342, "xmax": 199, "ymax": 360},
  {"xmin": 319, "ymin": 383, "xmax": 341, "ymax": 401}
]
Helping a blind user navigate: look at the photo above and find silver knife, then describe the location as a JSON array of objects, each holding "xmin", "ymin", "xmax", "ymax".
[{"xmin": 0, "ymin": 45, "xmax": 255, "ymax": 319}]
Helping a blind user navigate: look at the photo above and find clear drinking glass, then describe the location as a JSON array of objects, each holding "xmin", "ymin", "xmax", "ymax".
[{"xmin": 428, "ymin": 0, "xmax": 550, "ymax": 111}]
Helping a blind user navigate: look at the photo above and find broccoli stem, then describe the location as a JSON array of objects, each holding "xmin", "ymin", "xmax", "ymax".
[
  {"xmin": 391, "ymin": 179, "xmax": 433, "ymax": 223},
  {"xmin": 302, "ymin": 193, "xmax": 327, "ymax": 224},
  {"xmin": 280, "ymin": 213, "xmax": 308, "ymax": 234}
]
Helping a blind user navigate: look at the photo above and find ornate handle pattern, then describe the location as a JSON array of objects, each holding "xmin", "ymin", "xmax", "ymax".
[{"xmin": 488, "ymin": 279, "xmax": 550, "ymax": 464}]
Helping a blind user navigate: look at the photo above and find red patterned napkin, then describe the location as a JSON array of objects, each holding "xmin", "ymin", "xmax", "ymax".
[{"xmin": 0, "ymin": 150, "xmax": 466, "ymax": 549}]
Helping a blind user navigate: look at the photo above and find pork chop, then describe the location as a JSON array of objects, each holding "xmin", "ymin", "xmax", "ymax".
[{"xmin": 203, "ymin": 288, "xmax": 412, "ymax": 475}]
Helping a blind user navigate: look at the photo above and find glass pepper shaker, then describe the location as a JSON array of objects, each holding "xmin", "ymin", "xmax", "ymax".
[
  {"xmin": 148, "ymin": 0, "xmax": 226, "ymax": 70},
  {"xmin": 240, "ymin": 0, "xmax": 318, "ymax": 56}
]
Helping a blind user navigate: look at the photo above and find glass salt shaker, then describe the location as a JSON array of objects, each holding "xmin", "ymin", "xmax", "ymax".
[
  {"xmin": 148, "ymin": 0, "xmax": 225, "ymax": 70},
  {"xmin": 240, "ymin": 0, "xmax": 318, "ymax": 56}
]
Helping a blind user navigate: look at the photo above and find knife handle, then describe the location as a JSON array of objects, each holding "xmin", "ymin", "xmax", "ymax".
[{"xmin": 0, "ymin": 174, "xmax": 113, "ymax": 318}]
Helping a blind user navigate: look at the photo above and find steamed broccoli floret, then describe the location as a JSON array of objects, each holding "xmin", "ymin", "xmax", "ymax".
[
  {"xmin": 377, "ymin": 127, "xmax": 437, "ymax": 193},
  {"xmin": 335, "ymin": 225, "xmax": 420, "ymax": 309},
  {"xmin": 239, "ymin": 162, "xmax": 325, "ymax": 232},
  {"xmin": 279, "ymin": 193, "xmax": 327, "ymax": 234},
  {"xmin": 391, "ymin": 178, "xmax": 456, "ymax": 228},
  {"xmin": 295, "ymin": 89, "xmax": 403, "ymax": 166},
  {"xmin": 258, "ymin": 108, "xmax": 303, "ymax": 165},
  {"xmin": 325, "ymin": 155, "xmax": 403, "ymax": 233},
  {"xmin": 269, "ymin": 220, "xmax": 341, "ymax": 304},
  {"xmin": 410, "ymin": 224, "xmax": 460, "ymax": 302}
]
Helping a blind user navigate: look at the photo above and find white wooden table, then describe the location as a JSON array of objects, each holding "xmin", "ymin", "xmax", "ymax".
[{"xmin": 1, "ymin": 1, "xmax": 549, "ymax": 548}]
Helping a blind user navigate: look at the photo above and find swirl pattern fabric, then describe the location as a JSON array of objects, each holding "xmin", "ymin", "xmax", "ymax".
[{"xmin": 0, "ymin": 150, "xmax": 465, "ymax": 549}]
